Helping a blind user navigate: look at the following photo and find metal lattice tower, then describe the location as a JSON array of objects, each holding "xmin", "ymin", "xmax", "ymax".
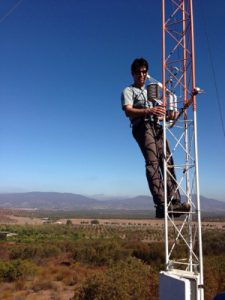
[{"xmin": 161, "ymin": 0, "xmax": 204, "ymax": 299}]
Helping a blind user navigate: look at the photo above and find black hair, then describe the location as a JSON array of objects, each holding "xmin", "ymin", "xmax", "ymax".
[{"xmin": 131, "ymin": 58, "xmax": 149, "ymax": 74}]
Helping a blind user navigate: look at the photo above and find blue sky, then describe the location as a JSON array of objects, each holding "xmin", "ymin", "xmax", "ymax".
[{"xmin": 0, "ymin": 0, "xmax": 224, "ymax": 200}]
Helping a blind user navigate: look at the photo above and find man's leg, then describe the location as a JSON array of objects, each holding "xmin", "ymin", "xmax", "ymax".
[
  {"xmin": 154, "ymin": 125, "xmax": 180, "ymax": 202},
  {"xmin": 155, "ymin": 124, "xmax": 190, "ymax": 217},
  {"xmin": 132, "ymin": 122, "xmax": 164, "ymax": 208},
  {"xmin": 165, "ymin": 142, "xmax": 181, "ymax": 203}
]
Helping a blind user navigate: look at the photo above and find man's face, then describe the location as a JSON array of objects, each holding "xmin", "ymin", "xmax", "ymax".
[{"xmin": 133, "ymin": 66, "xmax": 148, "ymax": 88}]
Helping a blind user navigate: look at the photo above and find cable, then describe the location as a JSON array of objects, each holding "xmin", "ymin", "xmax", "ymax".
[
  {"xmin": 199, "ymin": 0, "xmax": 225, "ymax": 137},
  {"xmin": 0, "ymin": 0, "xmax": 23, "ymax": 24}
]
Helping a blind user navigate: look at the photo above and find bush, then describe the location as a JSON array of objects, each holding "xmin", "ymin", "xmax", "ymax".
[
  {"xmin": 91, "ymin": 220, "xmax": 99, "ymax": 225},
  {"xmin": 0, "ymin": 259, "xmax": 37, "ymax": 282},
  {"xmin": 72, "ymin": 239, "xmax": 130, "ymax": 266},
  {"xmin": 204, "ymin": 255, "xmax": 225, "ymax": 299},
  {"xmin": 9, "ymin": 243, "xmax": 61, "ymax": 260},
  {"xmin": 66, "ymin": 219, "xmax": 73, "ymax": 226},
  {"xmin": 203, "ymin": 231, "xmax": 225, "ymax": 256},
  {"xmin": 73, "ymin": 257, "xmax": 153, "ymax": 300},
  {"xmin": 132, "ymin": 242, "xmax": 164, "ymax": 269}
]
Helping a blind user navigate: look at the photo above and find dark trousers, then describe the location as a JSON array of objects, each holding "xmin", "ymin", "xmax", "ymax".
[{"xmin": 132, "ymin": 121, "xmax": 180, "ymax": 206}]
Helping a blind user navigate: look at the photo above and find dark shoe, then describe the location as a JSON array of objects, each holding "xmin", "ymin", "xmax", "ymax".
[
  {"xmin": 169, "ymin": 202, "xmax": 191, "ymax": 218},
  {"xmin": 155, "ymin": 204, "xmax": 165, "ymax": 218}
]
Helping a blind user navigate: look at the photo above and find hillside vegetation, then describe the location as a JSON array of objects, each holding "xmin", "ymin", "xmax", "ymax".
[{"xmin": 0, "ymin": 221, "xmax": 224, "ymax": 299}]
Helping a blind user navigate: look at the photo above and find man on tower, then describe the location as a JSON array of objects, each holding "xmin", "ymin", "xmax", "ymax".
[{"xmin": 121, "ymin": 57, "xmax": 190, "ymax": 218}]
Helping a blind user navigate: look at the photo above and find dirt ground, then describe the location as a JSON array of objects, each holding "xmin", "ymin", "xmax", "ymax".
[{"xmin": 1, "ymin": 210, "xmax": 224, "ymax": 229}]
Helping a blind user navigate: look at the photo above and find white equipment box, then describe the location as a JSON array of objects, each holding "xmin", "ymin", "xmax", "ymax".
[{"xmin": 160, "ymin": 270, "xmax": 200, "ymax": 300}]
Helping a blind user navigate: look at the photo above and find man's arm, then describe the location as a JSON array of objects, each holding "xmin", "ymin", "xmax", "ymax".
[{"xmin": 123, "ymin": 104, "xmax": 166, "ymax": 118}]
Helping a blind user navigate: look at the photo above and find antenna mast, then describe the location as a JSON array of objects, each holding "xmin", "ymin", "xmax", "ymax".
[{"xmin": 160, "ymin": 0, "xmax": 204, "ymax": 299}]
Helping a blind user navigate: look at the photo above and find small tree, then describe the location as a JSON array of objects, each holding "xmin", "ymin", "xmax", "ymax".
[
  {"xmin": 66, "ymin": 219, "xmax": 73, "ymax": 226},
  {"xmin": 90, "ymin": 219, "xmax": 99, "ymax": 225}
]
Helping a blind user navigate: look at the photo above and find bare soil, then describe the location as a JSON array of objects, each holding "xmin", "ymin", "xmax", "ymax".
[{"xmin": 0, "ymin": 209, "xmax": 224, "ymax": 229}]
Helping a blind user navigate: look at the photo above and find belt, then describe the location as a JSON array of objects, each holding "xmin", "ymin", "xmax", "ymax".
[
  {"xmin": 131, "ymin": 117, "xmax": 157, "ymax": 127},
  {"xmin": 131, "ymin": 118, "xmax": 163, "ymax": 134}
]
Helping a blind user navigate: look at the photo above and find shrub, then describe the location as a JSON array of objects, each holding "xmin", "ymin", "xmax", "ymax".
[
  {"xmin": 91, "ymin": 220, "xmax": 99, "ymax": 225},
  {"xmin": 66, "ymin": 219, "xmax": 73, "ymax": 226},
  {"xmin": 72, "ymin": 239, "xmax": 129, "ymax": 266},
  {"xmin": 204, "ymin": 255, "xmax": 225, "ymax": 299},
  {"xmin": 0, "ymin": 259, "xmax": 37, "ymax": 282},
  {"xmin": 73, "ymin": 257, "xmax": 153, "ymax": 300},
  {"xmin": 132, "ymin": 242, "xmax": 164, "ymax": 269},
  {"xmin": 203, "ymin": 231, "xmax": 225, "ymax": 256},
  {"xmin": 9, "ymin": 244, "xmax": 60, "ymax": 260}
]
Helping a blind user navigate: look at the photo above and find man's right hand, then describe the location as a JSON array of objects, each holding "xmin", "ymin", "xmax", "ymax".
[{"xmin": 150, "ymin": 106, "xmax": 166, "ymax": 117}]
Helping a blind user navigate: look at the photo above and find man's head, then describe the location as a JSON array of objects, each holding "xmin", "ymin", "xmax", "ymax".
[{"xmin": 131, "ymin": 58, "xmax": 149, "ymax": 88}]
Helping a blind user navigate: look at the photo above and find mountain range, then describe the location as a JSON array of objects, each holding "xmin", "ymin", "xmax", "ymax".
[{"xmin": 0, "ymin": 192, "xmax": 224, "ymax": 212}]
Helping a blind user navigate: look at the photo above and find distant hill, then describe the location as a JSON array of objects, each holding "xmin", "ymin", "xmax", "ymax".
[
  {"xmin": 0, "ymin": 192, "xmax": 101, "ymax": 210},
  {"xmin": 0, "ymin": 192, "xmax": 224, "ymax": 212}
]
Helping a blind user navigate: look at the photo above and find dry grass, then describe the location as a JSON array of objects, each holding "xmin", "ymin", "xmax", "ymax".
[
  {"xmin": 0, "ymin": 253, "xmax": 102, "ymax": 300},
  {"xmin": 1, "ymin": 212, "xmax": 224, "ymax": 230},
  {"xmin": 0, "ymin": 207, "xmax": 224, "ymax": 229}
]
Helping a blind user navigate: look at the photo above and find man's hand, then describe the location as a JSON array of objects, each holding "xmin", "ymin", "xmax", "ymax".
[
  {"xmin": 166, "ymin": 110, "xmax": 179, "ymax": 120},
  {"xmin": 150, "ymin": 106, "xmax": 166, "ymax": 117}
]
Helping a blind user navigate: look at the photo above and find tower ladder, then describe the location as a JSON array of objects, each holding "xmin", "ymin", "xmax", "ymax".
[{"xmin": 160, "ymin": 1, "xmax": 204, "ymax": 299}]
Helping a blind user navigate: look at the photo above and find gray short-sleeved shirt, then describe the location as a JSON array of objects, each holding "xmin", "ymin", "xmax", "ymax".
[{"xmin": 121, "ymin": 84, "xmax": 153, "ymax": 123}]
